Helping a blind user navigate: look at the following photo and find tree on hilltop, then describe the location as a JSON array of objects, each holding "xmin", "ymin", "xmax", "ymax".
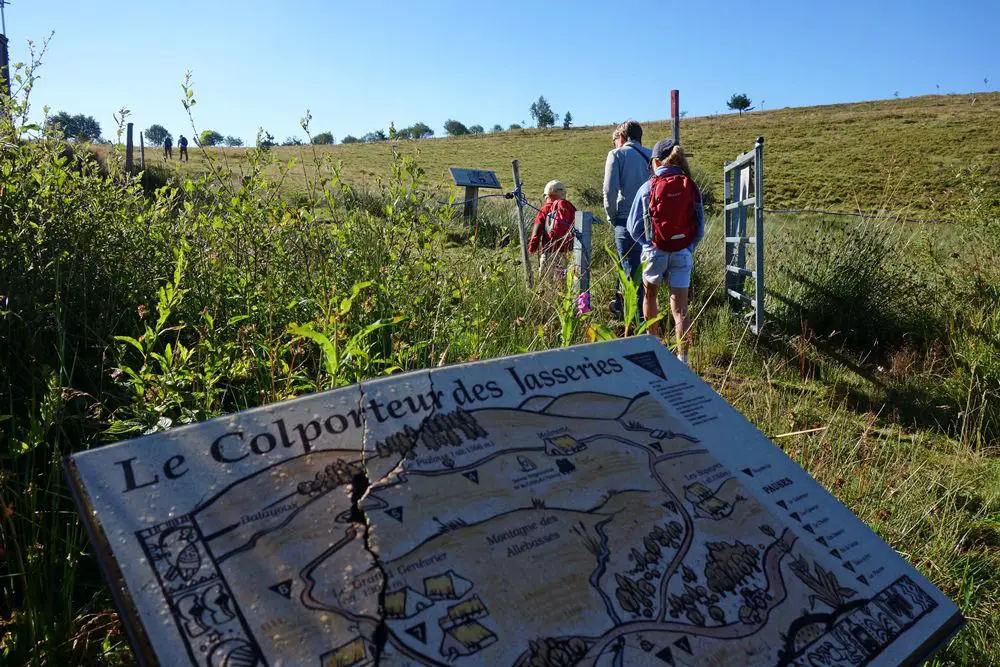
[
  {"xmin": 312, "ymin": 132, "xmax": 334, "ymax": 145},
  {"xmin": 362, "ymin": 129, "xmax": 387, "ymax": 143},
  {"xmin": 443, "ymin": 119, "xmax": 469, "ymax": 136},
  {"xmin": 46, "ymin": 111, "xmax": 102, "ymax": 141},
  {"xmin": 199, "ymin": 129, "xmax": 224, "ymax": 146},
  {"xmin": 257, "ymin": 130, "xmax": 276, "ymax": 148},
  {"xmin": 407, "ymin": 122, "xmax": 434, "ymax": 139},
  {"xmin": 529, "ymin": 96, "xmax": 557, "ymax": 128},
  {"xmin": 341, "ymin": 135, "xmax": 360, "ymax": 144},
  {"xmin": 224, "ymin": 136, "xmax": 244, "ymax": 147},
  {"xmin": 563, "ymin": 111, "xmax": 573, "ymax": 129},
  {"xmin": 726, "ymin": 93, "xmax": 753, "ymax": 115},
  {"xmin": 491, "ymin": 124, "xmax": 504, "ymax": 133},
  {"xmin": 144, "ymin": 124, "xmax": 171, "ymax": 146},
  {"xmin": 509, "ymin": 123, "xmax": 522, "ymax": 131},
  {"xmin": 468, "ymin": 124, "xmax": 484, "ymax": 135}
]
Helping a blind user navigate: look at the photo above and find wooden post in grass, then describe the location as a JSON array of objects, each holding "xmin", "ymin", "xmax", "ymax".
[
  {"xmin": 573, "ymin": 211, "xmax": 594, "ymax": 298},
  {"xmin": 511, "ymin": 159, "xmax": 534, "ymax": 288},
  {"xmin": 125, "ymin": 122, "xmax": 134, "ymax": 173},
  {"xmin": 0, "ymin": 34, "xmax": 9, "ymax": 109},
  {"xmin": 671, "ymin": 89, "xmax": 680, "ymax": 144},
  {"xmin": 463, "ymin": 185, "xmax": 478, "ymax": 226},
  {"xmin": 139, "ymin": 132, "xmax": 145, "ymax": 171}
]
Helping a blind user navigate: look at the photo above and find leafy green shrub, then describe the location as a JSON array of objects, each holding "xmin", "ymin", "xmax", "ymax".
[{"xmin": 139, "ymin": 164, "xmax": 173, "ymax": 194}]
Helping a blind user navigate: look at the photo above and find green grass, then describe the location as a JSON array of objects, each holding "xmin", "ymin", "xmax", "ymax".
[
  {"xmin": 5, "ymin": 73, "xmax": 1000, "ymax": 666},
  {"xmin": 133, "ymin": 91, "xmax": 1000, "ymax": 218}
]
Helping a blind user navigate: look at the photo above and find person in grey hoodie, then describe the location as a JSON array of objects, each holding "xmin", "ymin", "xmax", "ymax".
[{"xmin": 603, "ymin": 120, "xmax": 652, "ymax": 317}]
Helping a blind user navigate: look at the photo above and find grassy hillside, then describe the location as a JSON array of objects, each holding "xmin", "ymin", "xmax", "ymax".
[
  {"xmin": 5, "ymin": 83, "xmax": 1000, "ymax": 666},
  {"xmin": 156, "ymin": 92, "xmax": 1000, "ymax": 216}
]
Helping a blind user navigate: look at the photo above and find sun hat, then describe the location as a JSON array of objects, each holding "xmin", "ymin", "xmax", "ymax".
[{"xmin": 543, "ymin": 180, "xmax": 566, "ymax": 196}]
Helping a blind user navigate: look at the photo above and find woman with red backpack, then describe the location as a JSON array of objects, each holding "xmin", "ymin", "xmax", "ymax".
[
  {"xmin": 626, "ymin": 139, "xmax": 704, "ymax": 365},
  {"xmin": 528, "ymin": 180, "xmax": 577, "ymax": 278}
]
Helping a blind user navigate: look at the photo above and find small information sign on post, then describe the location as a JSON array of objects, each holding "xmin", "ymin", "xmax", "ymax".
[{"xmin": 448, "ymin": 167, "xmax": 502, "ymax": 227}]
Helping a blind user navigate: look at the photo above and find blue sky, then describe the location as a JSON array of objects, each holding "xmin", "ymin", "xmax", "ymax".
[{"xmin": 4, "ymin": 0, "xmax": 997, "ymax": 143}]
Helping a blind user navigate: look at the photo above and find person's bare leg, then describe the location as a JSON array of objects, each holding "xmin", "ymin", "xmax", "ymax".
[
  {"xmin": 669, "ymin": 287, "xmax": 690, "ymax": 359},
  {"xmin": 643, "ymin": 281, "xmax": 660, "ymax": 336}
]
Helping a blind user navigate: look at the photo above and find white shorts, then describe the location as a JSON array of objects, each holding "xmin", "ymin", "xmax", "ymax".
[{"xmin": 641, "ymin": 246, "xmax": 693, "ymax": 288}]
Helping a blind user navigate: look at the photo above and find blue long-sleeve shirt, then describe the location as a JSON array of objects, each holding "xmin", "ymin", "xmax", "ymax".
[
  {"xmin": 603, "ymin": 140, "xmax": 652, "ymax": 224},
  {"xmin": 627, "ymin": 166, "xmax": 705, "ymax": 252}
]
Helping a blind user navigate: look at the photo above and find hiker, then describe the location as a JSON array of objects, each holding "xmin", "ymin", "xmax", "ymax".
[
  {"xmin": 627, "ymin": 138, "xmax": 704, "ymax": 365},
  {"xmin": 528, "ymin": 180, "xmax": 577, "ymax": 279},
  {"xmin": 178, "ymin": 135, "xmax": 189, "ymax": 162},
  {"xmin": 603, "ymin": 120, "xmax": 652, "ymax": 318},
  {"xmin": 163, "ymin": 135, "xmax": 173, "ymax": 160}
]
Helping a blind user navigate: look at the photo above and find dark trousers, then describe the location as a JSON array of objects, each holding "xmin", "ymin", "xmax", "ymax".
[{"xmin": 614, "ymin": 221, "xmax": 644, "ymax": 317}]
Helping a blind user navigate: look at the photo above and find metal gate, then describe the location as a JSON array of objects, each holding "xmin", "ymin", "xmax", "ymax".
[{"xmin": 723, "ymin": 137, "xmax": 765, "ymax": 334}]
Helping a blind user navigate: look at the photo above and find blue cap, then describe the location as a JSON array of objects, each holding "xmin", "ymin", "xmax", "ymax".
[{"xmin": 651, "ymin": 138, "xmax": 677, "ymax": 160}]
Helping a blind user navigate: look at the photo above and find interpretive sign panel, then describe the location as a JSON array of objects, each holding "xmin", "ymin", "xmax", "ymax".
[
  {"xmin": 66, "ymin": 337, "xmax": 962, "ymax": 666},
  {"xmin": 448, "ymin": 167, "xmax": 502, "ymax": 189}
]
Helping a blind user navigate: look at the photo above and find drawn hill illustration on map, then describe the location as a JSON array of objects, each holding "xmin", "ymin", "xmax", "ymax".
[{"xmin": 65, "ymin": 337, "xmax": 963, "ymax": 666}]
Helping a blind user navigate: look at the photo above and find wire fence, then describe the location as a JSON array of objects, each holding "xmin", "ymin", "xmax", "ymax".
[{"xmin": 763, "ymin": 208, "xmax": 957, "ymax": 225}]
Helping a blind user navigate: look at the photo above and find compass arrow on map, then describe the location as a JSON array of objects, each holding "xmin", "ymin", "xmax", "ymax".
[
  {"xmin": 674, "ymin": 636, "xmax": 692, "ymax": 654},
  {"xmin": 385, "ymin": 507, "xmax": 404, "ymax": 522},
  {"xmin": 462, "ymin": 470, "xmax": 479, "ymax": 484},
  {"xmin": 269, "ymin": 580, "xmax": 293, "ymax": 599}
]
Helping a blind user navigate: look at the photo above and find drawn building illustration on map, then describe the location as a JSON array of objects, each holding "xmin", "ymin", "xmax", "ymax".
[{"xmin": 65, "ymin": 338, "xmax": 963, "ymax": 666}]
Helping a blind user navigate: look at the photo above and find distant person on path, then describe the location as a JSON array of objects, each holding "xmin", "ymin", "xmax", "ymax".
[
  {"xmin": 178, "ymin": 135, "xmax": 189, "ymax": 162},
  {"xmin": 528, "ymin": 180, "xmax": 577, "ymax": 279},
  {"xmin": 163, "ymin": 135, "xmax": 173, "ymax": 160},
  {"xmin": 627, "ymin": 138, "xmax": 704, "ymax": 365},
  {"xmin": 603, "ymin": 120, "xmax": 652, "ymax": 318}
]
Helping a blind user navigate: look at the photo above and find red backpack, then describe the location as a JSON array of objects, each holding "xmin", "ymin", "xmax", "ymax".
[
  {"xmin": 647, "ymin": 172, "xmax": 699, "ymax": 252},
  {"xmin": 545, "ymin": 199, "xmax": 576, "ymax": 243}
]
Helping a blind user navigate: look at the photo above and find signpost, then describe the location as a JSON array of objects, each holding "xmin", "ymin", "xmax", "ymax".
[
  {"xmin": 66, "ymin": 338, "xmax": 962, "ymax": 666},
  {"xmin": 448, "ymin": 167, "xmax": 501, "ymax": 227},
  {"xmin": 671, "ymin": 89, "xmax": 680, "ymax": 144}
]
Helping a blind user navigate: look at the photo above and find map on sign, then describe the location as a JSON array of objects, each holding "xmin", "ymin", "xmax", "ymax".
[
  {"xmin": 66, "ymin": 338, "xmax": 962, "ymax": 666},
  {"xmin": 449, "ymin": 167, "xmax": 502, "ymax": 189}
]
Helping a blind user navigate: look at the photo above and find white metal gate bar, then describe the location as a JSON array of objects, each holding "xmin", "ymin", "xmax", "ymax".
[{"xmin": 723, "ymin": 136, "xmax": 765, "ymax": 334}]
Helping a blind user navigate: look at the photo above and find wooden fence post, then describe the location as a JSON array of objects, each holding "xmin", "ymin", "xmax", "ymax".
[
  {"xmin": 671, "ymin": 89, "xmax": 680, "ymax": 144},
  {"xmin": 139, "ymin": 132, "xmax": 145, "ymax": 171},
  {"xmin": 125, "ymin": 123, "xmax": 134, "ymax": 173},
  {"xmin": 511, "ymin": 160, "xmax": 534, "ymax": 288},
  {"xmin": 573, "ymin": 211, "xmax": 593, "ymax": 299}
]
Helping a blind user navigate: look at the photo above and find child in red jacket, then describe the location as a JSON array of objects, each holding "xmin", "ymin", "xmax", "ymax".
[{"xmin": 528, "ymin": 180, "xmax": 577, "ymax": 276}]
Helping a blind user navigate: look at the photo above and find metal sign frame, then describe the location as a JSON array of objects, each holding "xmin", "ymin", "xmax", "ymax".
[{"xmin": 723, "ymin": 137, "xmax": 765, "ymax": 334}]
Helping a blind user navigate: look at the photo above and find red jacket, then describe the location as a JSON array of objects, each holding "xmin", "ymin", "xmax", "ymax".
[{"xmin": 529, "ymin": 199, "xmax": 577, "ymax": 254}]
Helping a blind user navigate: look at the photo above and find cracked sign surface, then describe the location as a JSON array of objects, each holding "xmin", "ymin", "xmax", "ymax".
[{"xmin": 67, "ymin": 337, "xmax": 962, "ymax": 666}]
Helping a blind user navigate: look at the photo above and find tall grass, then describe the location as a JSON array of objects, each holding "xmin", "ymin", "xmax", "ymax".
[{"xmin": 2, "ymin": 61, "xmax": 999, "ymax": 666}]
